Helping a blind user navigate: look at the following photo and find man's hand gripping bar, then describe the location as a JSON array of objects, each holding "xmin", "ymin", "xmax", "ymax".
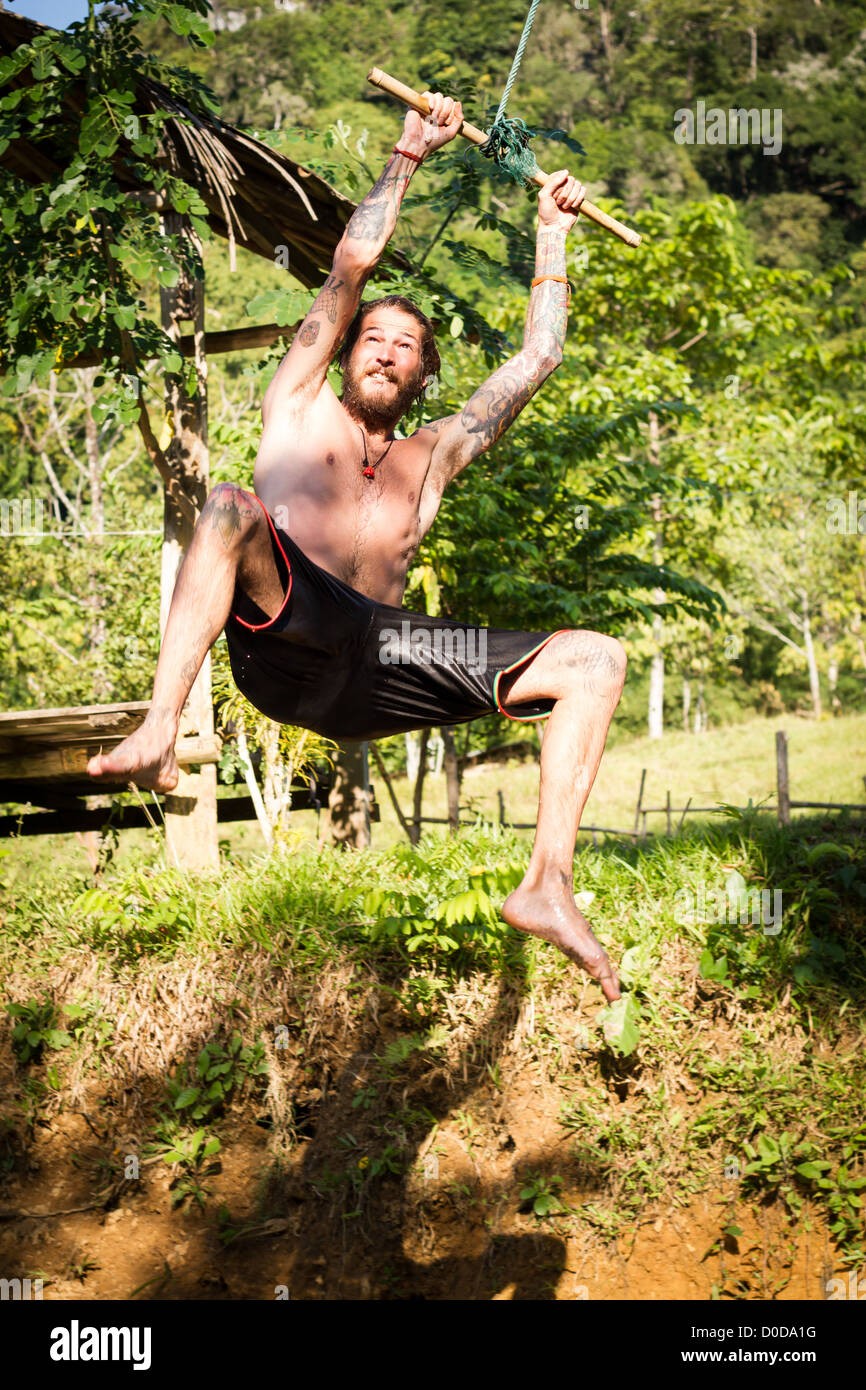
[{"xmin": 367, "ymin": 67, "xmax": 642, "ymax": 248}]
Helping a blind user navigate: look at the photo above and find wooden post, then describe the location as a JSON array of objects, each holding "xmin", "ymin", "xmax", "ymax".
[
  {"xmin": 497, "ymin": 788, "xmax": 506, "ymax": 826},
  {"xmin": 158, "ymin": 211, "xmax": 218, "ymax": 871},
  {"xmin": 633, "ymin": 768, "xmax": 646, "ymax": 839},
  {"xmin": 410, "ymin": 728, "xmax": 430, "ymax": 845},
  {"xmin": 441, "ymin": 726, "xmax": 460, "ymax": 835},
  {"xmin": 327, "ymin": 743, "xmax": 371, "ymax": 849},
  {"xmin": 666, "ymin": 788, "xmax": 672, "ymax": 836},
  {"xmin": 776, "ymin": 730, "xmax": 790, "ymax": 826}
]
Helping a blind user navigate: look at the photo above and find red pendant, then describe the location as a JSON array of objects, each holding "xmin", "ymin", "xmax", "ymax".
[{"xmin": 363, "ymin": 466, "xmax": 375, "ymax": 479}]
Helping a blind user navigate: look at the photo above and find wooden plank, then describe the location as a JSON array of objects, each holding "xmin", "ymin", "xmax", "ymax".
[
  {"xmin": 790, "ymin": 800, "xmax": 866, "ymax": 811},
  {"xmin": 0, "ymin": 702, "xmax": 149, "ymax": 745},
  {"xmin": 0, "ymin": 734, "xmax": 222, "ymax": 782},
  {"xmin": 58, "ymin": 322, "xmax": 299, "ymax": 370}
]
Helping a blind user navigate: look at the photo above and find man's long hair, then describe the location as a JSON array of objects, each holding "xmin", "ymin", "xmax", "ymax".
[{"xmin": 338, "ymin": 294, "xmax": 441, "ymax": 391}]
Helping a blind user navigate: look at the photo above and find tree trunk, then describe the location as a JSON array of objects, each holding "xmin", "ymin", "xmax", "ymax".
[
  {"xmin": 747, "ymin": 25, "xmax": 757, "ymax": 82},
  {"xmin": 801, "ymin": 595, "xmax": 822, "ymax": 718},
  {"xmin": 158, "ymin": 212, "xmax": 219, "ymax": 871},
  {"xmin": 647, "ymin": 416, "xmax": 665, "ymax": 739},
  {"xmin": 693, "ymin": 679, "xmax": 706, "ymax": 733},
  {"xmin": 682, "ymin": 676, "xmax": 691, "ymax": 732},
  {"xmin": 327, "ymin": 743, "xmax": 371, "ymax": 849},
  {"xmin": 405, "ymin": 731, "xmax": 421, "ymax": 784},
  {"xmin": 442, "ymin": 726, "xmax": 460, "ymax": 835},
  {"xmin": 411, "ymin": 727, "xmax": 431, "ymax": 845},
  {"xmin": 828, "ymin": 653, "xmax": 840, "ymax": 714},
  {"xmin": 82, "ymin": 368, "xmax": 110, "ymax": 701}
]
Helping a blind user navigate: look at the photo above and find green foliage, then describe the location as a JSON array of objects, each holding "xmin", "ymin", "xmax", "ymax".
[
  {"xmin": 337, "ymin": 850, "xmax": 525, "ymax": 959},
  {"xmin": 145, "ymin": 1028, "xmax": 267, "ymax": 1209},
  {"xmin": 0, "ymin": 1, "xmax": 218, "ymax": 426},
  {"xmin": 164, "ymin": 1032, "xmax": 267, "ymax": 1126},
  {"xmin": 6, "ymin": 995, "xmax": 72, "ymax": 1064},
  {"xmin": 146, "ymin": 1119, "xmax": 221, "ymax": 1210},
  {"xmin": 71, "ymin": 876, "xmax": 199, "ymax": 963},
  {"xmin": 596, "ymin": 993, "xmax": 642, "ymax": 1057},
  {"xmin": 518, "ymin": 1171, "xmax": 566, "ymax": 1218}
]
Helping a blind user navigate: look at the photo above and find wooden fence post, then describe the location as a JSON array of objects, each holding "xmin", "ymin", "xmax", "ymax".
[
  {"xmin": 776, "ymin": 730, "xmax": 790, "ymax": 826},
  {"xmin": 633, "ymin": 768, "xmax": 646, "ymax": 841}
]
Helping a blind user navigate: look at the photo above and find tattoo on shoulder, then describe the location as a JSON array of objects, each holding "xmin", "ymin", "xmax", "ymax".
[{"xmin": 298, "ymin": 321, "xmax": 321, "ymax": 346}]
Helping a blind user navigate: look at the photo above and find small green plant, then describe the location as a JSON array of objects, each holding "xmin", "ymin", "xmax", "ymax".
[
  {"xmin": 519, "ymin": 1171, "xmax": 566, "ymax": 1218},
  {"xmin": 6, "ymin": 996, "xmax": 72, "ymax": 1064},
  {"xmin": 63, "ymin": 1251, "xmax": 100, "ymax": 1283},
  {"xmin": 337, "ymin": 857, "xmax": 525, "ymax": 958},
  {"xmin": 145, "ymin": 1032, "xmax": 266, "ymax": 1210},
  {"xmin": 795, "ymin": 1154, "xmax": 866, "ymax": 1252},
  {"xmin": 165, "ymin": 1033, "xmax": 268, "ymax": 1125},
  {"xmin": 146, "ymin": 1120, "xmax": 221, "ymax": 1211}
]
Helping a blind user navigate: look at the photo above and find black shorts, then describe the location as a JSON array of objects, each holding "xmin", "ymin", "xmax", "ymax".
[{"xmin": 224, "ymin": 500, "xmax": 565, "ymax": 743}]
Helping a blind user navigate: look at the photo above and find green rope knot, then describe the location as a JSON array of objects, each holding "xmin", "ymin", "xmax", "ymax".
[{"xmin": 479, "ymin": 115, "xmax": 538, "ymax": 188}]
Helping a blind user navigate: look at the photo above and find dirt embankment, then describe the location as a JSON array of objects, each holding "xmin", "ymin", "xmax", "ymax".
[{"xmin": 0, "ymin": 946, "xmax": 848, "ymax": 1301}]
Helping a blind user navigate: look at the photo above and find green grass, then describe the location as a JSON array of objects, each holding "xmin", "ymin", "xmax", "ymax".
[
  {"xmin": 373, "ymin": 710, "xmax": 866, "ymax": 850},
  {"xmin": 1, "ymin": 798, "xmax": 864, "ymax": 1275}
]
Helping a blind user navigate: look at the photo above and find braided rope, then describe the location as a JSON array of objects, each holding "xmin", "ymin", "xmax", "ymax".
[
  {"xmin": 480, "ymin": 0, "xmax": 543, "ymax": 187},
  {"xmin": 493, "ymin": 0, "xmax": 542, "ymax": 126}
]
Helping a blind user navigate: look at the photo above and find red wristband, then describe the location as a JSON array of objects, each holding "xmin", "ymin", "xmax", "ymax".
[{"xmin": 393, "ymin": 145, "xmax": 424, "ymax": 164}]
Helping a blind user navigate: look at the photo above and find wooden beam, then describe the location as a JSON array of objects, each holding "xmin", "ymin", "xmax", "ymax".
[
  {"xmin": 0, "ymin": 788, "xmax": 322, "ymax": 840},
  {"xmin": 56, "ymin": 321, "xmax": 299, "ymax": 372},
  {"xmin": 0, "ymin": 735, "xmax": 222, "ymax": 783},
  {"xmin": 0, "ymin": 701, "xmax": 150, "ymax": 742}
]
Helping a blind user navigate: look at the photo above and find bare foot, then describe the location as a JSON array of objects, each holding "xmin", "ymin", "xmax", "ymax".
[
  {"xmin": 503, "ymin": 879, "xmax": 621, "ymax": 1002},
  {"xmin": 86, "ymin": 717, "xmax": 180, "ymax": 792}
]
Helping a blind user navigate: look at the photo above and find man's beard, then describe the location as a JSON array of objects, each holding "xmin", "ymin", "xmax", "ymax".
[{"xmin": 341, "ymin": 361, "xmax": 424, "ymax": 432}]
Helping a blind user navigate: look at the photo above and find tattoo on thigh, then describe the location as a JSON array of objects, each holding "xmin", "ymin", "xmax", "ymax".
[{"xmin": 202, "ymin": 488, "xmax": 255, "ymax": 549}]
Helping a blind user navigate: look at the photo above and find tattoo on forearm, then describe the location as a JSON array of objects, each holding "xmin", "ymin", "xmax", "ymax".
[
  {"xmin": 526, "ymin": 227, "xmax": 568, "ymax": 358},
  {"xmin": 459, "ymin": 354, "xmax": 547, "ymax": 450},
  {"xmin": 298, "ymin": 321, "xmax": 320, "ymax": 346},
  {"xmin": 345, "ymin": 161, "xmax": 411, "ymax": 245},
  {"xmin": 312, "ymin": 272, "xmax": 345, "ymax": 325},
  {"xmin": 180, "ymin": 656, "xmax": 199, "ymax": 687}
]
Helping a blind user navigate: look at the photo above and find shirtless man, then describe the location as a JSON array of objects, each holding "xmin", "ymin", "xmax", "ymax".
[{"xmin": 88, "ymin": 93, "xmax": 627, "ymax": 1001}]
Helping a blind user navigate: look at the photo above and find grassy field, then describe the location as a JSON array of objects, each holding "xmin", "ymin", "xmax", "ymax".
[
  {"xmin": 2, "ymin": 711, "xmax": 863, "ymax": 888},
  {"xmin": 0, "ymin": 711, "xmax": 864, "ymax": 1299}
]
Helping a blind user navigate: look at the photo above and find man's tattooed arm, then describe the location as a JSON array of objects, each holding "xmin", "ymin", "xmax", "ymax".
[
  {"xmin": 261, "ymin": 151, "xmax": 423, "ymax": 418},
  {"xmin": 524, "ymin": 227, "xmax": 569, "ymax": 362},
  {"xmin": 420, "ymin": 226, "xmax": 569, "ymax": 492},
  {"xmin": 343, "ymin": 150, "xmax": 421, "ymax": 255}
]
